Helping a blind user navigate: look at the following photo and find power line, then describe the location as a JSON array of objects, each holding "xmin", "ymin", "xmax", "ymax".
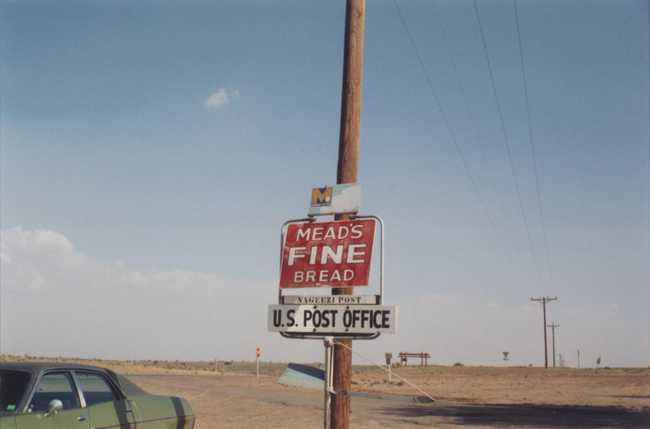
[
  {"xmin": 473, "ymin": 0, "xmax": 540, "ymax": 280},
  {"xmin": 432, "ymin": 0, "xmax": 484, "ymax": 164},
  {"xmin": 433, "ymin": 0, "xmax": 506, "ymax": 226},
  {"xmin": 392, "ymin": 0, "xmax": 496, "ymax": 231},
  {"xmin": 513, "ymin": 0, "xmax": 553, "ymax": 284}
]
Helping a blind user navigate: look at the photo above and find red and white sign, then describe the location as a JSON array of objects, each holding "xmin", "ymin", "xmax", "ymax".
[{"xmin": 280, "ymin": 219, "xmax": 375, "ymax": 289}]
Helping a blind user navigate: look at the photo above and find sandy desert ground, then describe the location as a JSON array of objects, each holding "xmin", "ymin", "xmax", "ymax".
[
  {"xmin": 128, "ymin": 364, "xmax": 650, "ymax": 429},
  {"xmin": 5, "ymin": 356, "xmax": 649, "ymax": 428}
]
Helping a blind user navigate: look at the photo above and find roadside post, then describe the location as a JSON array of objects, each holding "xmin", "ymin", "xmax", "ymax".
[
  {"xmin": 323, "ymin": 337, "xmax": 334, "ymax": 429},
  {"xmin": 268, "ymin": 186, "xmax": 397, "ymax": 429},
  {"xmin": 332, "ymin": 3, "xmax": 365, "ymax": 425},
  {"xmin": 385, "ymin": 353, "xmax": 392, "ymax": 383},
  {"xmin": 268, "ymin": 2, "xmax": 378, "ymax": 428},
  {"xmin": 256, "ymin": 347, "xmax": 261, "ymax": 380}
]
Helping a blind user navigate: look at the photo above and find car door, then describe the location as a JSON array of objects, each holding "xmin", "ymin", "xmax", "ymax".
[
  {"xmin": 74, "ymin": 371, "xmax": 136, "ymax": 429},
  {"xmin": 15, "ymin": 372, "xmax": 90, "ymax": 429}
]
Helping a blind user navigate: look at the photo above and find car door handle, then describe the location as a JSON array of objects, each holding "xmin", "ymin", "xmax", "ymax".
[{"xmin": 77, "ymin": 416, "xmax": 87, "ymax": 422}]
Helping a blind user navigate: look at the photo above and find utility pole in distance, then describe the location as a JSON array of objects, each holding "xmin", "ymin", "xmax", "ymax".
[
  {"xmin": 332, "ymin": 1, "xmax": 365, "ymax": 429},
  {"xmin": 547, "ymin": 322, "xmax": 560, "ymax": 368},
  {"xmin": 531, "ymin": 296, "xmax": 558, "ymax": 368},
  {"xmin": 577, "ymin": 349, "xmax": 581, "ymax": 369}
]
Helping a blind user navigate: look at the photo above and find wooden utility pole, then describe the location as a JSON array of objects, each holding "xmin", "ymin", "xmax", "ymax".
[
  {"xmin": 332, "ymin": 1, "xmax": 365, "ymax": 428},
  {"xmin": 547, "ymin": 323, "xmax": 559, "ymax": 368},
  {"xmin": 530, "ymin": 296, "xmax": 558, "ymax": 368}
]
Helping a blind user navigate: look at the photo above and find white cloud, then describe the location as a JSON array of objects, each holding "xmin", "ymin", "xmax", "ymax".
[
  {"xmin": 204, "ymin": 88, "xmax": 239, "ymax": 109},
  {"xmin": 1, "ymin": 228, "xmax": 647, "ymax": 366},
  {"xmin": 0, "ymin": 227, "xmax": 262, "ymax": 361}
]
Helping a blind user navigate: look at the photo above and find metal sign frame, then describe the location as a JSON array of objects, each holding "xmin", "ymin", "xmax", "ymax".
[{"xmin": 276, "ymin": 214, "xmax": 385, "ymax": 340}]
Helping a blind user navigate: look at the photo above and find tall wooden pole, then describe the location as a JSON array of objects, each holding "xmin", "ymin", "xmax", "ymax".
[{"xmin": 331, "ymin": 1, "xmax": 365, "ymax": 428}]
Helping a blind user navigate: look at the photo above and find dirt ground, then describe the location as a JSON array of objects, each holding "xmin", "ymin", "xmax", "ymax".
[
  {"xmin": 125, "ymin": 366, "xmax": 650, "ymax": 429},
  {"xmin": 5, "ymin": 356, "xmax": 648, "ymax": 427}
]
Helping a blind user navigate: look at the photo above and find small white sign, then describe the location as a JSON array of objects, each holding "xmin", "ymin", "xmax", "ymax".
[
  {"xmin": 308, "ymin": 184, "xmax": 361, "ymax": 216},
  {"xmin": 268, "ymin": 304, "xmax": 397, "ymax": 334},
  {"xmin": 282, "ymin": 295, "xmax": 378, "ymax": 305}
]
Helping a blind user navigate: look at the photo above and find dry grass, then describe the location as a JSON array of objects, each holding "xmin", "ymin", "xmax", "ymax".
[
  {"xmin": 0, "ymin": 354, "xmax": 288, "ymax": 376},
  {"xmin": 4, "ymin": 355, "xmax": 649, "ymax": 428},
  {"xmin": 353, "ymin": 365, "xmax": 650, "ymax": 410}
]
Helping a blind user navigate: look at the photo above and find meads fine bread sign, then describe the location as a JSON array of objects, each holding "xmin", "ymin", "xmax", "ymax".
[{"xmin": 280, "ymin": 219, "xmax": 375, "ymax": 288}]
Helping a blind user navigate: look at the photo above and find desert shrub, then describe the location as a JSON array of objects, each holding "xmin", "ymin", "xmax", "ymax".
[{"xmin": 453, "ymin": 362, "xmax": 463, "ymax": 367}]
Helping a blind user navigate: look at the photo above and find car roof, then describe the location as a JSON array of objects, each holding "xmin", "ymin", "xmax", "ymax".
[
  {"xmin": 0, "ymin": 362, "xmax": 113, "ymax": 376},
  {"xmin": 0, "ymin": 362, "xmax": 131, "ymax": 413}
]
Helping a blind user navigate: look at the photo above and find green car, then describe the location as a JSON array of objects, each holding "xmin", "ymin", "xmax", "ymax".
[{"xmin": 0, "ymin": 363, "xmax": 195, "ymax": 429}]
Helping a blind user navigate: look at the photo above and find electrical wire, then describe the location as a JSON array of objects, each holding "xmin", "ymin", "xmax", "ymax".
[
  {"xmin": 434, "ymin": 0, "xmax": 506, "ymax": 227},
  {"xmin": 473, "ymin": 0, "xmax": 541, "ymax": 280},
  {"xmin": 514, "ymin": 0, "xmax": 554, "ymax": 284},
  {"xmin": 435, "ymin": 1, "xmax": 483, "ymax": 159},
  {"xmin": 392, "ymin": 0, "xmax": 497, "ymax": 231},
  {"xmin": 336, "ymin": 341, "xmax": 436, "ymax": 403}
]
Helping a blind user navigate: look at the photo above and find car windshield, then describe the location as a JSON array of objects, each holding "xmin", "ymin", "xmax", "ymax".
[{"xmin": 0, "ymin": 370, "xmax": 30, "ymax": 414}]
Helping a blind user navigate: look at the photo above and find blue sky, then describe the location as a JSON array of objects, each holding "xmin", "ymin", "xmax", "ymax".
[{"xmin": 1, "ymin": 0, "xmax": 648, "ymax": 367}]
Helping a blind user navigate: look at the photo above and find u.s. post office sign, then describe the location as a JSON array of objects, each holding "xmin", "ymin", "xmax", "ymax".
[
  {"xmin": 280, "ymin": 219, "xmax": 376, "ymax": 288},
  {"xmin": 268, "ymin": 304, "xmax": 397, "ymax": 334}
]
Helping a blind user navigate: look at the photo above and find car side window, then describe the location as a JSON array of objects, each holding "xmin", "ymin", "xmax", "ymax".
[
  {"xmin": 75, "ymin": 373, "xmax": 117, "ymax": 407},
  {"xmin": 29, "ymin": 372, "xmax": 79, "ymax": 413}
]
